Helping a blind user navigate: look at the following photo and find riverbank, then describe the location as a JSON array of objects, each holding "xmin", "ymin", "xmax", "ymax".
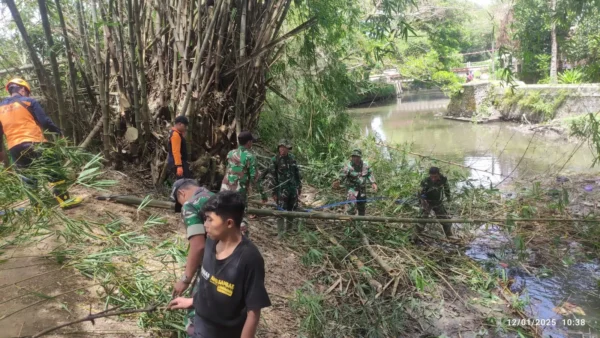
[
  {"xmin": 2, "ymin": 138, "xmax": 600, "ymax": 337},
  {"xmin": 446, "ymin": 82, "xmax": 600, "ymax": 125}
]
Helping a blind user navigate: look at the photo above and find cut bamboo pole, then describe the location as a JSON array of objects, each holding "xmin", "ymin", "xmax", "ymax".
[{"xmin": 94, "ymin": 195, "xmax": 600, "ymax": 224}]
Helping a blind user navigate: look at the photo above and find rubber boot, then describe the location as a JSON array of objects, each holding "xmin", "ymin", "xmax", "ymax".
[
  {"xmin": 443, "ymin": 223, "xmax": 454, "ymax": 239},
  {"xmin": 49, "ymin": 181, "xmax": 83, "ymax": 209}
]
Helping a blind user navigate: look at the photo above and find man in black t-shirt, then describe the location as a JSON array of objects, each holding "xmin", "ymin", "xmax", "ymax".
[{"xmin": 168, "ymin": 191, "xmax": 271, "ymax": 338}]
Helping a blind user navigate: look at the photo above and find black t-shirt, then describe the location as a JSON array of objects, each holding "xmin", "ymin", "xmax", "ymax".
[{"xmin": 194, "ymin": 236, "xmax": 271, "ymax": 330}]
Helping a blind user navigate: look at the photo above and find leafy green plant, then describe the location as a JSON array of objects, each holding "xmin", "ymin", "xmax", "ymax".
[{"xmin": 558, "ymin": 69, "xmax": 585, "ymax": 84}]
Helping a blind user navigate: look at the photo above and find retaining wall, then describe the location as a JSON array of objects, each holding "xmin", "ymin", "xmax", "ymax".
[{"xmin": 446, "ymin": 82, "xmax": 600, "ymax": 123}]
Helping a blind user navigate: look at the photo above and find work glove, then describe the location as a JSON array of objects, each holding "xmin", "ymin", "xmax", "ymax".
[{"xmin": 176, "ymin": 166, "xmax": 184, "ymax": 177}]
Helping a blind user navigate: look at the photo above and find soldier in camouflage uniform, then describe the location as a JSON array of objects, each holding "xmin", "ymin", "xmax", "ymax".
[
  {"xmin": 170, "ymin": 179, "xmax": 215, "ymax": 337},
  {"xmin": 333, "ymin": 149, "xmax": 377, "ymax": 216},
  {"xmin": 220, "ymin": 130, "xmax": 261, "ymax": 236},
  {"xmin": 419, "ymin": 166, "xmax": 453, "ymax": 238},
  {"xmin": 259, "ymin": 139, "xmax": 302, "ymax": 237}
]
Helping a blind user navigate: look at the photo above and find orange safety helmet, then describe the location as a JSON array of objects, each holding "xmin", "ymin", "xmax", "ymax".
[{"xmin": 5, "ymin": 78, "xmax": 31, "ymax": 93}]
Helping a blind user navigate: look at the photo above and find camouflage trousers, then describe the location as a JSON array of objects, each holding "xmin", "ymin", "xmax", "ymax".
[
  {"xmin": 275, "ymin": 189, "xmax": 298, "ymax": 236},
  {"xmin": 346, "ymin": 188, "xmax": 366, "ymax": 216},
  {"xmin": 418, "ymin": 201, "xmax": 452, "ymax": 237},
  {"xmin": 276, "ymin": 188, "xmax": 298, "ymax": 212}
]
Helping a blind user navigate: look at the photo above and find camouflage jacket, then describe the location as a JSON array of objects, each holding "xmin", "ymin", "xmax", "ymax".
[
  {"xmin": 420, "ymin": 175, "xmax": 450, "ymax": 203},
  {"xmin": 181, "ymin": 187, "xmax": 214, "ymax": 240},
  {"xmin": 220, "ymin": 145, "xmax": 260, "ymax": 196},
  {"xmin": 339, "ymin": 160, "xmax": 376, "ymax": 190},
  {"xmin": 259, "ymin": 153, "xmax": 302, "ymax": 199}
]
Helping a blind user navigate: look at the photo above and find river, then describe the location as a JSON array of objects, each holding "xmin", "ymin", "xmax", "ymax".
[
  {"xmin": 350, "ymin": 91, "xmax": 600, "ymax": 338},
  {"xmin": 349, "ymin": 90, "xmax": 595, "ymax": 187}
]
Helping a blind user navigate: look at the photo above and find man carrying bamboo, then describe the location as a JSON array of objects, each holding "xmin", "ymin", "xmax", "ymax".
[
  {"xmin": 258, "ymin": 139, "xmax": 302, "ymax": 237},
  {"xmin": 0, "ymin": 78, "xmax": 82, "ymax": 209},
  {"xmin": 220, "ymin": 131, "xmax": 261, "ymax": 237},
  {"xmin": 333, "ymin": 149, "xmax": 377, "ymax": 216},
  {"xmin": 419, "ymin": 166, "xmax": 453, "ymax": 238},
  {"xmin": 170, "ymin": 178, "xmax": 215, "ymax": 334}
]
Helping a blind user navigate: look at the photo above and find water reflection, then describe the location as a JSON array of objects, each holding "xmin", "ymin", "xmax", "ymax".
[{"xmin": 349, "ymin": 91, "xmax": 595, "ymax": 186}]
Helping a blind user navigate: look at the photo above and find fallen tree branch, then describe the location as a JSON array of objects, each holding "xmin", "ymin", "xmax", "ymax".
[{"xmin": 29, "ymin": 305, "xmax": 158, "ymax": 338}]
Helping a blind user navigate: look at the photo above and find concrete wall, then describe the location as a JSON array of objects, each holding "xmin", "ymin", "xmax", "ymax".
[
  {"xmin": 446, "ymin": 82, "xmax": 498, "ymax": 119},
  {"xmin": 446, "ymin": 82, "xmax": 600, "ymax": 123}
]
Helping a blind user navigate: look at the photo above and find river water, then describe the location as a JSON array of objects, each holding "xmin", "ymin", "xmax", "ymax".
[
  {"xmin": 349, "ymin": 90, "xmax": 595, "ymax": 187},
  {"xmin": 350, "ymin": 91, "xmax": 600, "ymax": 337}
]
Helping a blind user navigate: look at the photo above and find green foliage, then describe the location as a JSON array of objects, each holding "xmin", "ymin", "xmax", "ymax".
[
  {"xmin": 291, "ymin": 286, "xmax": 326, "ymax": 337},
  {"xmin": 348, "ymin": 81, "xmax": 397, "ymax": 107},
  {"xmin": 570, "ymin": 113, "xmax": 600, "ymax": 166},
  {"xmin": 290, "ymin": 283, "xmax": 407, "ymax": 338},
  {"xmin": 512, "ymin": 0, "xmax": 600, "ymax": 83},
  {"xmin": 498, "ymin": 90, "xmax": 567, "ymax": 121},
  {"xmin": 557, "ymin": 69, "xmax": 585, "ymax": 84}
]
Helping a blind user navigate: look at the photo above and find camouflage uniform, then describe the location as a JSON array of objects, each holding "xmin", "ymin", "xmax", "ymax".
[
  {"xmin": 220, "ymin": 145, "xmax": 260, "ymax": 234},
  {"xmin": 179, "ymin": 187, "xmax": 214, "ymax": 337},
  {"xmin": 339, "ymin": 149, "xmax": 376, "ymax": 216},
  {"xmin": 419, "ymin": 175, "xmax": 452, "ymax": 237},
  {"xmin": 259, "ymin": 139, "xmax": 302, "ymax": 235}
]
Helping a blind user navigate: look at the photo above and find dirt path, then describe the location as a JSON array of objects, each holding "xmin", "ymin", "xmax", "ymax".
[{"xmin": 0, "ymin": 171, "xmax": 305, "ymax": 338}]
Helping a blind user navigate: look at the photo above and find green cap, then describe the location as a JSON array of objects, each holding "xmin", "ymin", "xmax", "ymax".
[
  {"xmin": 278, "ymin": 139, "xmax": 292, "ymax": 149},
  {"xmin": 351, "ymin": 149, "xmax": 362, "ymax": 157}
]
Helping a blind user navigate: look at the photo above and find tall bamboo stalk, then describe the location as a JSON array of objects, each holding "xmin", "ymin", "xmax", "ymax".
[
  {"xmin": 76, "ymin": 0, "xmax": 95, "ymax": 84},
  {"xmin": 54, "ymin": 0, "xmax": 81, "ymax": 142},
  {"xmin": 91, "ymin": 0, "xmax": 110, "ymax": 159},
  {"xmin": 5, "ymin": 0, "xmax": 51, "ymax": 99},
  {"xmin": 134, "ymin": 0, "xmax": 149, "ymax": 133},
  {"xmin": 38, "ymin": 0, "xmax": 68, "ymax": 132},
  {"xmin": 127, "ymin": 0, "xmax": 141, "ymax": 133}
]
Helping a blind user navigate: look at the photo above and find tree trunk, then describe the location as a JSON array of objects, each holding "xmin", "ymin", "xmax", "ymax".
[
  {"xmin": 127, "ymin": 0, "xmax": 142, "ymax": 133},
  {"xmin": 54, "ymin": 0, "xmax": 81, "ymax": 142},
  {"xmin": 91, "ymin": 0, "xmax": 110, "ymax": 159},
  {"xmin": 549, "ymin": 0, "xmax": 558, "ymax": 84},
  {"xmin": 38, "ymin": 0, "xmax": 68, "ymax": 132},
  {"xmin": 5, "ymin": 0, "xmax": 51, "ymax": 99}
]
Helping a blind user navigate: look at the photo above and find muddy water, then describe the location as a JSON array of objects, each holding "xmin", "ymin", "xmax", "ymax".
[
  {"xmin": 350, "ymin": 91, "xmax": 600, "ymax": 337},
  {"xmin": 349, "ymin": 90, "xmax": 595, "ymax": 186}
]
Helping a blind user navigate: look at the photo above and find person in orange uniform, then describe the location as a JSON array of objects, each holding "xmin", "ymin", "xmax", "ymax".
[
  {"xmin": 168, "ymin": 116, "xmax": 191, "ymax": 179},
  {"xmin": 0, "ymin": 78, "xmax": 82, "ymax": 209}
]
